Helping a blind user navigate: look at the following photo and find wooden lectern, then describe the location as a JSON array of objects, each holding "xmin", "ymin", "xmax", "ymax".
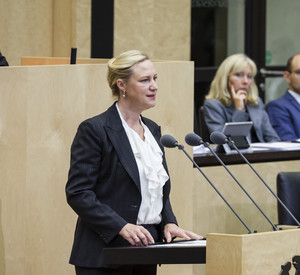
[
  {"xmin": 206, "ymin": 229, "xmax": 300, "ymax": 274},
  {"xmin": 104, "ymin": 229, "xmax": 300, "ymax": 274}
]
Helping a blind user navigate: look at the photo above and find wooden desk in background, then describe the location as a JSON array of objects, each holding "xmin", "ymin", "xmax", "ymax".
[{"xmin": 194, "ymin": 149, "xmax": 300, "ymax": 167}]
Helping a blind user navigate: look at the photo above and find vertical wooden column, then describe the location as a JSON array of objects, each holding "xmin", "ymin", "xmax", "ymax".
[{"xmin": 53, "ymin": 0, "xmax": 73, "ymax": 57}]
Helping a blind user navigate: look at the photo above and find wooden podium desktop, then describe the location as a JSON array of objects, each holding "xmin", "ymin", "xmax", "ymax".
[{"xmin": 103, "ymin": 229, "xmax": 300, "ymax": 274}]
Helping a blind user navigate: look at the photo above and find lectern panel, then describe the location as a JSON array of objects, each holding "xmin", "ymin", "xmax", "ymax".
[{"xmin": 103, "ymin": 240, "xmax": 206, "ymax": 265}]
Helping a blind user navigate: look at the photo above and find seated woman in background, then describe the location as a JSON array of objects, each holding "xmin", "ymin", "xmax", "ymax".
[{"xmin": 203, "ymin": 53, "xmax": 280, "ymax": 143}]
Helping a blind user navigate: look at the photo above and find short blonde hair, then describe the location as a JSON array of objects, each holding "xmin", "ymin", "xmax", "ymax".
[
  {"xmin": 107, "ymin": 50, "xmax": 149, "ymax": 97},
  {"xmin": 206, "ymin": 53, "xmax": 258, "ymax": 106}
]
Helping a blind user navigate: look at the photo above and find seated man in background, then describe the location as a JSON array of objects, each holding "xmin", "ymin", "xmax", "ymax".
[{"xmin": 267, "ymin": 53, "xmax": 300, "ymax": 141}]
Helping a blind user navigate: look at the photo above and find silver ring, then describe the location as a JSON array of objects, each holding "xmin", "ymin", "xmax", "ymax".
[{"xmin": 134, "ymin": 236, "xmax": 139, "ymax": 240}]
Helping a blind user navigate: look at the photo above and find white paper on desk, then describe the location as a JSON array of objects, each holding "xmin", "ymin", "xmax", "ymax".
[
  {"xmin": 193, "ymin": 145, "xmax": 210, "ymax": 155},
  {"xmin": 251, "ymin": 142, "xmax": 300, "ymax": 151},
  {"xmin": 152, "ymin": 240, "xmax": 206, "ymax": 248}
]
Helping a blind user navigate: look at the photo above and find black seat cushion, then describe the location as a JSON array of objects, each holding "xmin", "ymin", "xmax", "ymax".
[{"xmin": 277, "ymin": 172, "xmax": 300, "ymax": 225}]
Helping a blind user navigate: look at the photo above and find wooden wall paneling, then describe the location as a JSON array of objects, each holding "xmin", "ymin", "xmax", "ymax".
[
  {"xmin": 114, "ymin": 0, "xmax": 191, "ymax": 61},
  {"xmin": 0, "ymin": 67, "xmax": 28, "ymax": 274},
  {"xmin": 0, "ymin": 0, "xmax": 53, "ymax": 65},
  {"xmin": 0, "ymin": 61, "xmax": 195, "ymax": 275},
  {"xmin": 53, "ymin": 0, "xmax": 73, "ymax": 57}
]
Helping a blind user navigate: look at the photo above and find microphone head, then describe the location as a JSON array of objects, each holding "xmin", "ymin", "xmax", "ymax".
[
  {"xmin": 210, "ymin": 131, "xmax": 227, "ymax": 145},
  {"xmin": 185, "ymin": 133, "xmax": 203, "ymax": 146},
  {"xmin": 160, "ymin": 134, "xmax": 178, "ymax": 148}
]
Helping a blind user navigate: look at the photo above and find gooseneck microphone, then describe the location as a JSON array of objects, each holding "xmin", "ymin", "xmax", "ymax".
[
  {"xmin": 160, "ymin": 134, "xmax": 254, "ymax": 234},
  {"xmin": 209, "ymin": 131, "xmax": 227, "ymax": 145},
  {"xmin": 185, "ymin": 132, "xmax": 278, "ymax": 231},
  {"xmin": 210, "ymin": 131, "xmax": 300, "ymax": 227},
  {"xmin": 160, "ymin": 134, "xmax": 182, "ymax": 148}
]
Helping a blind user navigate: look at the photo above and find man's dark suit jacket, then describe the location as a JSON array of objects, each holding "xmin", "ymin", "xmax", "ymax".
[
  {"xmin": 66, "ymin": 102, "xmax": 177, "ymax": 268},
  {"xmin": 267, "ymin": 91, "xmax": 300, "ymax": 141}
]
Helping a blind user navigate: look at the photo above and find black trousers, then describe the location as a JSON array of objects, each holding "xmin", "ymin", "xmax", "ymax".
[{"xmin": 75, "ymin": 224, "xmax": 160, "ymax": 275}]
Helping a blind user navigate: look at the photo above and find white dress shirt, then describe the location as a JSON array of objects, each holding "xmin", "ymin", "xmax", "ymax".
[
  {"xmin": 116, "ymin": 104, "xmax": 169, "ymax": 224},
  {"xmin": 288, "ymin": 90, "xmax": 300, "ymax": 105}
]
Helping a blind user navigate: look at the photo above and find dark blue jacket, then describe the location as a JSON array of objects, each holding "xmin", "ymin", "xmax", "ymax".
[{"xmin": 267, "ymin": 91, "xmax": 300, "ymax": 141}]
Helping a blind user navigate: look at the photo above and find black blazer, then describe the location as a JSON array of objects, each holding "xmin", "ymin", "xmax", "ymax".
[{"xmin": 66, "ymin": 102, "xmax": 177, "ymax": 268}]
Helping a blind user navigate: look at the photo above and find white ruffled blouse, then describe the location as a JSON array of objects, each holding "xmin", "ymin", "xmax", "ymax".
[{"xmin": 116, "ymin": 104, "xmax": 169, "ymax": 224}]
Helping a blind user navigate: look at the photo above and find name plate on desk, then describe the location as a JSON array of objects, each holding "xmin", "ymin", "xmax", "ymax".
[
  {"xmin": 103, "ymin": 240, "xmax": 206, "ymax": 265},
  {"xmin": 221, "ymin": 122, "xmax": 253, "ymax": 153}
]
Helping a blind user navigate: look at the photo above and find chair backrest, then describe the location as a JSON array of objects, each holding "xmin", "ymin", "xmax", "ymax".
[
  {"xmin": 277, "ymin": 172, "xmax": 300, "ymax": 225},
  {"xmin": 198, "ymin": 106, "xmax": 210, "ymax": 142}
]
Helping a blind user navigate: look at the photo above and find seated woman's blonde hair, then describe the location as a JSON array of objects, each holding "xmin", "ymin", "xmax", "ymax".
[{"xmin": 206, "ymin": 53, "xmax": 258, "ymax": 106}]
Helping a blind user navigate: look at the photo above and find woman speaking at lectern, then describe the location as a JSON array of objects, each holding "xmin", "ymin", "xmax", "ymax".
[{"xmin": 66, "ymin": 50, "xmax": 202, "ymax": 275}]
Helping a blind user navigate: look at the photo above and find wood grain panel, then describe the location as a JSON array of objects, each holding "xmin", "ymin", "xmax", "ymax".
[
  {"xmin": 0, "ymin": 61, "xmax": 194, "ymax": 275},
  {"xmin": 114, "ymin": 0, "xmax": 190, "ymax": 60}
]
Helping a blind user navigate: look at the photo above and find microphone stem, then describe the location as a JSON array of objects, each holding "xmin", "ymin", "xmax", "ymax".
[
  {"xmin": 229, "ymin": 141, "xmax": 300, "ymax": 227},
  {"xmin": 203, "ymin": 142, "xmax": 278, "ymax": 231},
  {"xmin": 178, "ymin": 145, "xmax": 254, "ymax": 234}
]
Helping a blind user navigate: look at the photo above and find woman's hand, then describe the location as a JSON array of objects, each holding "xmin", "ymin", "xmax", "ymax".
[
  {"xmin": 119, "ymin": 223, "xmax": 155, "ymax": 246},
  {"xmin": 163, "ymin": 223, "xmax": 203, "ymax": 243},
  {"xmin": 230, "ymin": 86, "xmax": 247, "ymax": 111}
]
